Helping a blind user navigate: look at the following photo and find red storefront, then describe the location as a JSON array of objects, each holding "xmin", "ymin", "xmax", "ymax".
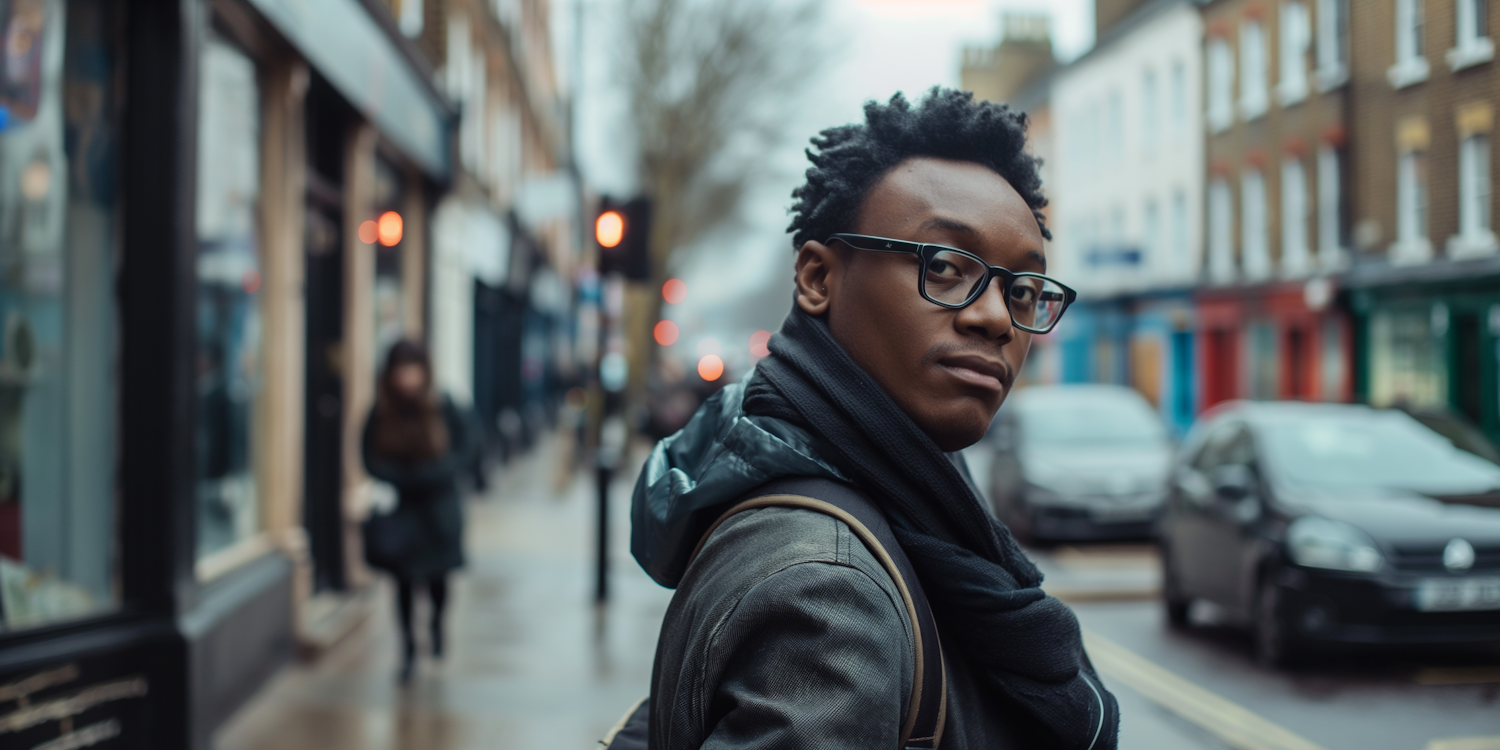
[{"xmin": 1195, "ymin": 280, "xmax": 1353, "ymax": 411}]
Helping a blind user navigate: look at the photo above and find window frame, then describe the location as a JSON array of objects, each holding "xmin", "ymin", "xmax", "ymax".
[{"xmin": 1239, "ymin": 20, "xmax": 1269, "ymax": 120}]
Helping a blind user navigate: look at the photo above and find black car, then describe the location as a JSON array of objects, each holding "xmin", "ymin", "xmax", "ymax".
[
  {"xmin": 1159, "ymin": 401, "xmax": 1500, "ymax": 666},
  {"xmin": 988, "ymin": 384, "xmax": 1174, "ymax": 542}
]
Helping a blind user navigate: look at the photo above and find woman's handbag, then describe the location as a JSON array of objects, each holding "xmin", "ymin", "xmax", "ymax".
[{"xmin": 361, "ymin": 482, "xmax": 410, "ymax": 572}]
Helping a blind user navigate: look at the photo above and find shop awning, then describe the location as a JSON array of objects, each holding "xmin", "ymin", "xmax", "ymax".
[{"xmin": 247, "ymin": 0, "xmax": 451, "ymax": 178}]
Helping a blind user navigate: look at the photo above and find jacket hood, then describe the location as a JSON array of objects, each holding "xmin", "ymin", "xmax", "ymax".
[{"xmin": 631, "ymin": 381, "xmax": 849, "ymax": 588}]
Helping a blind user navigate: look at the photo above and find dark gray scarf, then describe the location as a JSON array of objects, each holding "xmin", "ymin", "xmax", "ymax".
[{"xmin": 743, "ymin": 306, "xmax": 1119, "ymax": 750}]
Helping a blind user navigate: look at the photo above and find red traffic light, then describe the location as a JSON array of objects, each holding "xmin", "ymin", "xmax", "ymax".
[{"xmin": 596, "ymin": 210, "xmax": 625, "ymax": 248}]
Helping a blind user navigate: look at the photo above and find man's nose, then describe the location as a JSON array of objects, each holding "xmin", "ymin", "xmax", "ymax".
[{"xmin": 955, "ymin": 275, "xmax": 1014, "ymax": 340}]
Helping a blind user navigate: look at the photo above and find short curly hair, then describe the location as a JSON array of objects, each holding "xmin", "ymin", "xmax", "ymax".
[{"xmin": 787, "ymin": 87, "xmax": 1050, "ymax": 249}]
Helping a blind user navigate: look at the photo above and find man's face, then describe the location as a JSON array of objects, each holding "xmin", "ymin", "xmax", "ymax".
[{"xmin": 793, "ymin": 156, "xmax": 1046, "ymax": 452}]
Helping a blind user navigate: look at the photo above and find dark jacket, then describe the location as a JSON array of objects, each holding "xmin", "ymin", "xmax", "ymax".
[
  {"xmin": 633, "ymin": 382, "xmax": 1029, "ymax": 749},
  {"xmin": 361, "ymin": 396, "xmax": 475, "ymax": 580}
]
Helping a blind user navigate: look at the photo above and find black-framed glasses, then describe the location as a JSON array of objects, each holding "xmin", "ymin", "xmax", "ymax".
[{"xmin": 827, "ymin": 233, "xmax": 1078, "ymax": 334}]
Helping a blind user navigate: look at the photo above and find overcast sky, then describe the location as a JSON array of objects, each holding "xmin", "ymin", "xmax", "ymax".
[{"xmin": 569, "ymin": 0, "xmax": 1091, "ymax": 369}]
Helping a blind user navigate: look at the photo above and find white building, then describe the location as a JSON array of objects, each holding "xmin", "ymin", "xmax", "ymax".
[{"xmin": 1051, "ymin": 0, "xmax": 1205, "ymax": 297}]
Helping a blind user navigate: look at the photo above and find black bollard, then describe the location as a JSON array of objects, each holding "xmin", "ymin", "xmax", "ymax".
[{"xmin": 595, "ymin": 462, "xmax": 611, "ymax": 603}]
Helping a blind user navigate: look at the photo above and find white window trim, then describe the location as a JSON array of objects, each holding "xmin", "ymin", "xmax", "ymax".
[
  {"xmin": 1392, "ymin": 150, "xmax": 1433, "ymax": 264},
  {"xmin": 1448, "ymin": 134, "xmax": 1498, "ymax": 258},
  {"xmin": 1276, "ymin": 1, "xmax": 1310, "ymax": 107},
  {"xmin": 1447, "ymin": 38, "xmax": 1495, "ymax": 72},
  {"xmin": 1316, "ymin": 146, "xmax": 1347, "ymax": 269},
  {"xmin": 1207, "ymin": 38, "xmax": 1235, "ymax": 133},
  {"xmin": 1239, "ymin": 22, "xmax": 1270, "ymax": 121},
  {"xmin": 1280, "ymin": 156, "xmax": 1313, "ymax": 277},
  {"xmin": 1447, "ymin": 0, "xmax": 1494, "ymax": 71},
  {"xmin": 1314, "ymin": 0, "xmax": 1349, "ymax": 91},
  {"xmin": 1242, "ymin": 169, "xmax": 1271, "ymax": 279},
  {"xmin": 1388, "ymin": 0, "xmax": 1429, "ymax": 88}
]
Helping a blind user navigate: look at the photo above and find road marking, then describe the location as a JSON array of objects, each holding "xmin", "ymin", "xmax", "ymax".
[
  {"xmin": 1425, "ymin": 739, "xmax": 1500, "ymax": 750},
  {"xmin": 1412, "ymin": 666, "xmax": 1500, "ymax": 685},
  {"xmin": 1082, "ymin": 629, "xmax": 1331, "ymax": 750}
]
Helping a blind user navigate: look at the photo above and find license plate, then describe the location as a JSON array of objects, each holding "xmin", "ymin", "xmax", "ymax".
[{"xmin": 1414, "ymin": 577, "xmax": 1500, "ymax": 612}]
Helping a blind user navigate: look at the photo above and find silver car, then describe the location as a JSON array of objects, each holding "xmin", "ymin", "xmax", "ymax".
[{"xmin": 987, "ymin": 384, "xmax": 1173, "ymax": 542}]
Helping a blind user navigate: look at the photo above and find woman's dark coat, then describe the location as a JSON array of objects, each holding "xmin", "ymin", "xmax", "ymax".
[
  {"xmin": 632, "ymin": 382, "xmax": 1031, "ymax": 749},
  {"xmin": 361, "ymin": 396, "xmax": 476, "ymax": 580}
]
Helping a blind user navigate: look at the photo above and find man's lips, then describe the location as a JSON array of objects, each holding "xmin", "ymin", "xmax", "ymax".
[{"xmin": 935, "ymin": 354, "xmax": 1009, "ymax": 392}]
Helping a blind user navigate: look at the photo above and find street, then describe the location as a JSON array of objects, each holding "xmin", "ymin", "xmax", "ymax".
[{"xmin": 215, "ymin": 440, "xmax": 1500, "ymax": 750}]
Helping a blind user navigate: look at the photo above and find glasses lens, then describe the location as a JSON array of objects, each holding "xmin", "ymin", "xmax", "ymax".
[
  {"xmin": 922, "ymin": 249, "xmax": 988, "ymax": 306},
  {"xmin": 1008, "ymin": 276, "xmax": 1068, "ymax": 331}
]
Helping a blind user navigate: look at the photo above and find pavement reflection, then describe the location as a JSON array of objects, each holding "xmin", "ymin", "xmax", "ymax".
[{"xmin": 216, "ymin": 437, "xmax": 670, "ymax": 750}]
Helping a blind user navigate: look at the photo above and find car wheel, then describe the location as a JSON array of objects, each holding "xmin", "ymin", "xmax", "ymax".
[
  {"xmin": 1254, "ymin": 575, "xmax": 1301, "ymax": 668},
  {"xmin": 1161, "ymin": 548, "xmax": 1191, "ymax": 628}
]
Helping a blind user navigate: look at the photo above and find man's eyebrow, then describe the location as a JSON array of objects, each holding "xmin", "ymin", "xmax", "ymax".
[
  {"xmin": 919, "ymin": 217, "xmax": 979, "ymax": 235},
  {"xmin": 1026, "ymin": 249, "xmax": 1047, "ymax": 273}
]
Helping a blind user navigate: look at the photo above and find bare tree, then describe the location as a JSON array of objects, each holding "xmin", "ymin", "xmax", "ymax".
[{"xmin": 618, "ymin": 0, "xmax": 823, "ymax": 394}]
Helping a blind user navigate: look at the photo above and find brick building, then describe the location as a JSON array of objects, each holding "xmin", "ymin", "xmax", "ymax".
[
  {"xmin": 1344, "ymin": 0, "xmax": 1500, "ymax": 439},
  {"xmin": 1196, "ymin": 0, "xmax": 1353, "ymax": 409}
]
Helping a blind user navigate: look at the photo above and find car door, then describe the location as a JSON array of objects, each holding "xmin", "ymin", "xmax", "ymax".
[
  {"xmin": 1203, "ymin": 426, "xmax": 1266, "ymax": 614},
  {"xmin": 1173, "ymin": 421, "xmax": 1261, "ymax": 606}
]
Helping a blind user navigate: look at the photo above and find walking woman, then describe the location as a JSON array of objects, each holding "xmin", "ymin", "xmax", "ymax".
[{"xmin": 362, "ymin": 340, "xmax": 475, "ymax": 683}]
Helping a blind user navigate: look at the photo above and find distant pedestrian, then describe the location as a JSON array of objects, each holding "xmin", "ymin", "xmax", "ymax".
[
  {"xmin": 362, "ymin": 340, "xmax": 475, "ymax": 684},
  {"xmin": 627, "ymin": 89, "xmax": 1118, "ymax": 748}
]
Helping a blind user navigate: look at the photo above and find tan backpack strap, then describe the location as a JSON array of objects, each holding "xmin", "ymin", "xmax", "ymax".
[{"xmin": 689, "ymin": 492, "xmax": 946, "ymax": 749}]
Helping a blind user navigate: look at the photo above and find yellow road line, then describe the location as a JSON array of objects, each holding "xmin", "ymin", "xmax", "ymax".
[
  {"xmin": 1425, "ymin": 739, "xmax": 1500, "ymax": 750},
  {"xmin": 1082, "ymin": 629, "xmax": 1330, "ymax": 750}
]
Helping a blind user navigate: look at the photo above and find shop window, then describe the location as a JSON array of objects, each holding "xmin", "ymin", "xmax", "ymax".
[
  {"xmin": 1248, "ymin": 321, "xmax": 1279, "ymax": 400},
  {"xmin": 1208, "ymin": 178, "xmax": 1235, "ymax": 282},
  {"xmin": 1241, "ymin": 168, "xmax": 1270, "ymax": 278},
  {"xmin": 1447, "ymin": 0, "xmax": 1493, "ymax": 71},
  {"xmin": 1320, "ymin": 316, "xmax": 1345, "ymax": 401},
  {"xmin": 1280, "ymin": 156, "xmax": 1311, "ymax": 275},
  {"xmin": 1239, "ymin": 20, "xmax": 1269, "ymax": 120},
  {"xmin": 1452, "ymin": 134, "xmax": 1496, "ymax": 255},
  {"xmin": 1316, "ymin": 146, "xmax": 1344, "ymax": 267},
  {"xmin": 1388, "ymin": 0, "xmax": 1429, "ymax": 88},
  {"xmin": 1394, "ymin": 149, "xmax": 1432, "ymax": 262},
  {"xmin": 0, "ymin": 0, "xmax": 119, "ymax": 631},
  {"xmin": 1207, "ymin": 37, "xmax": 1235, "ymax": 132},
  {"xmin": 1277, "ymin": 1, "xmax": 1310, "ymax": 106},
  {"xmin": 194, "ymin": 33, "xmax": 263, "ymax": 566},
  {"xmin": 1314, "ymin": 0, "xmax": 1349, "ymax": 89},
  {"xmin": 1369, "ymin": 308, "xmax": 1447, "ymax": 408}
]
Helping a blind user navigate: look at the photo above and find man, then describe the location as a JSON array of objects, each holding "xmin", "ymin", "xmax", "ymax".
[{"xmin": 630, "ymin": 89, "xmax": 1119, "ymax": 749}]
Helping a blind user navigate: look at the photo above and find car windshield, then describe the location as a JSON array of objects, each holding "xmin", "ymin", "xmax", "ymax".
[
  {"xmin": 1018, "ymin": 394, "xmax": 1167, "ymax": 446},
  {"xmin": 1259, "ymin": 410, "xmax": 1500, "ymax": 495}
]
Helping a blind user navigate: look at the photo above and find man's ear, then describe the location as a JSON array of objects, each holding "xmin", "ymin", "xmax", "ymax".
[{"xmin": 794, "ymin": 241, "xmax": 840, "ymax": 315}]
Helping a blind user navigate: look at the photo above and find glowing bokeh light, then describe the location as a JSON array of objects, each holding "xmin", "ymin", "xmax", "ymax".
[
  {"xmin": 377, "ymin": 211, "xmax": 404, "ymax": 246},
  {"xmin": 596, "ymin": 210, "xmax": 624, "ymax": 248},
  {"xmin": 358, "ymin": 220, "xmax": 379, "ymax": 244},
  {"xmin": 241, "ymin": 269, "xmax": 262, "ymax": 294},
  {"xmin": 749, "ymin": 330, "xmax": 772, "ymax": 358},
  {"xmin": 697, "ymin": 354, "xmax": 725, "ymax": 382},
  {"xmin": 653, "ymin": 320, "xmax": 680, "ymax": 346},
  {"xmin": 662, "ymin": 278, "xmax": 688, "ymax": 305}
]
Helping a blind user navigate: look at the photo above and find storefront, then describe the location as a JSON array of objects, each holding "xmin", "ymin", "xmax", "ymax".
[
  {"xmin": 1349, "ymin": 257, "xmax": 1500, "ymax": 442},
  {"xmin": 0, "ymin": 0, "xmax": 452, "ymax": 747},
  {"xmin": 1195, "ymin": 279, "xmax": 1351, "ymax": 413}
]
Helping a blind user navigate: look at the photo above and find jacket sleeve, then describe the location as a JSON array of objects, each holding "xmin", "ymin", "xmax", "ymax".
[
  {"xmin": 691, "ymin": 560, "xmax": 912, "ymax": 750},
  {"xmin": 360, "ymin": 398, "xmax": 478, "ymax": 491}
]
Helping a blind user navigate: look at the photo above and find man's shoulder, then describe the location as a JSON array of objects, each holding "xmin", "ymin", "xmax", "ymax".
[{"xmin": 679, "ymin": 506, "xmax": 908, "ymax": 626}]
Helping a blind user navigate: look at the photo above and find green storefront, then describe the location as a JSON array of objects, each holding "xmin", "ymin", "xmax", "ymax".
[{"xmin": 1348, "ymin": 256, "xmax": 1500, "ymax": 443}]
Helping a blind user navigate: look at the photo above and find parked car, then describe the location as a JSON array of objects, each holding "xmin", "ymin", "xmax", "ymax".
[
  {"xmin": 1159, "ymin": 401, "xmax": 1500, "ymax": 667},
  {"xmin": 987, "ymin": 384, "xmax": 1174, "ymax": 542}
]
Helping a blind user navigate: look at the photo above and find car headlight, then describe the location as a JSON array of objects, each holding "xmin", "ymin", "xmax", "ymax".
[{"xmin": 1286, "ymin": 517, "xmax": 1386, "ymax": 573}]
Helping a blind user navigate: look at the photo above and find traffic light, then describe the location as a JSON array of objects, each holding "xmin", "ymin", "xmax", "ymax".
[{"xmin": 595, "ymin": 196, "xmax": 652, "ymax": 281}]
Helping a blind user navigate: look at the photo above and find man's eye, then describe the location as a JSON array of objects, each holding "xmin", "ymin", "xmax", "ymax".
[
  {"xmin": 1010, "ymin": 285, "xmax": 1038, "ymax": 303},
  {"xmin": 927, "ymin": 260, "xmax": 961, "ymax": 278}
]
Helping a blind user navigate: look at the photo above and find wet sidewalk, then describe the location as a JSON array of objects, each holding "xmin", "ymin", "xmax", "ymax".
[{"xmin": 216, "ymin": 437, "xmax": 670, "ymax": 750}]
